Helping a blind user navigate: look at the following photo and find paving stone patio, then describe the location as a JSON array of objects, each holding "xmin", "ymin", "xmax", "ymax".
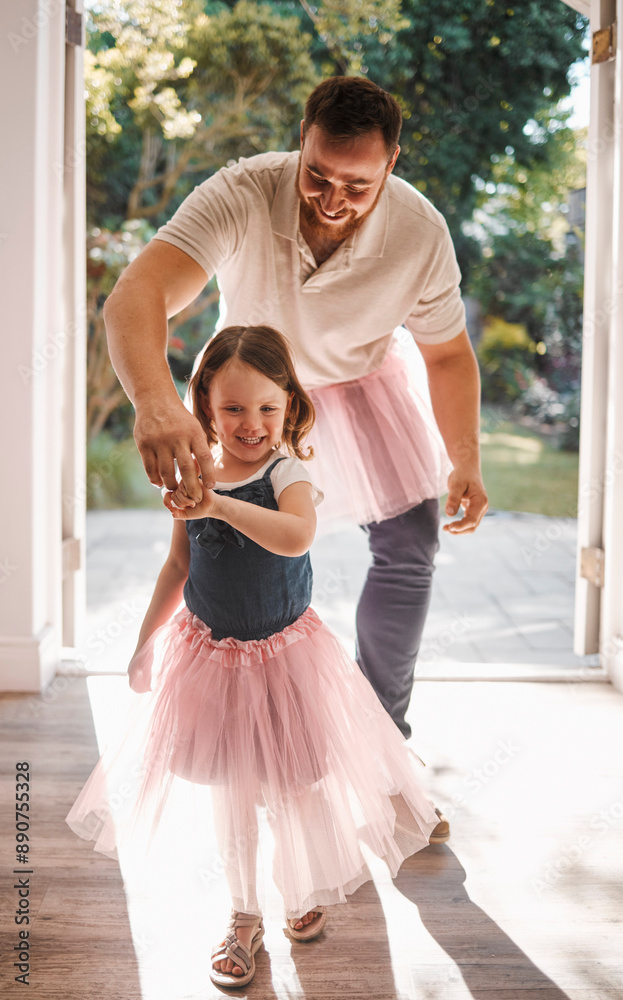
[{"xmin": 73, "ymin": 508, "xmax": 604, "ymax": 682}]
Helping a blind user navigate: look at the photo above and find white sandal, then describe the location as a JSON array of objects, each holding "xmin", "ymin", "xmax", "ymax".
[
  {"xmin": 285, "ymin": 907, "xmax": 327, "ymax": 941},
  {"xmin": 210, "ymin": 910, "xmax": 265, "ymax": 988}
]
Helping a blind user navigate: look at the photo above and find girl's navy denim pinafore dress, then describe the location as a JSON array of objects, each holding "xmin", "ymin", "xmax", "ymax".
[{"xmin": 183, "ymin": 457, "xmax": 312, "ymax": 640}]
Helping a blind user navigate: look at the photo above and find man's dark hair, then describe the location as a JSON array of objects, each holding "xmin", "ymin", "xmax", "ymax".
[{"xmin": 303, "ymin": 76, "xmax": 402, "ymax": 158}]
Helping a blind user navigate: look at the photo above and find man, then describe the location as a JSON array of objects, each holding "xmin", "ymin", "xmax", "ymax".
[{"xmin": 104, "ymin": 75, "xmax": 487, "ymax": 767}]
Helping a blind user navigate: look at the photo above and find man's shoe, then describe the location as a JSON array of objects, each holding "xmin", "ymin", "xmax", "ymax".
[{"xmin": 429, "ymin": 807, "xmax": 450, "ymax": 844}]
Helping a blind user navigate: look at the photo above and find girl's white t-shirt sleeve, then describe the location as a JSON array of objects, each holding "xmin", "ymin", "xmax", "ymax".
[{"xmin": 270, "ymin": 457, "xmax": 324, "ymax": 507}]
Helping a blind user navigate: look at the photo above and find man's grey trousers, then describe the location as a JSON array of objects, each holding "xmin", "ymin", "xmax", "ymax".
[{"xmin": 355, "ymin": 499, "xmax": 440, "ymax": 739}]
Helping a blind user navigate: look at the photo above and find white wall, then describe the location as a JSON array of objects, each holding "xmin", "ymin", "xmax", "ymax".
[
  {"xmin": 0, "ymin": 1, "xmax": 71, "ymax": 691},
  {"xmin": 572, "ymin": 0, "xmax": 623, "ymax": 690},
  {"xmin": 573, "ymin": 0, "xmax": 615, "ymax": 657},
  {"xmin": 62, "ymin": 4, "xmax": 87, "ymax": 652},
  {"xmin": 601, "ymin": 0, "xmax": 623, "ymax": 689}
]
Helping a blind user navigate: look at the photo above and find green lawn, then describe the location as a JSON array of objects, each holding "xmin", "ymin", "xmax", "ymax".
[
  {"xmin": 88, "ymin": 411, "xmax": 580, "ymax": 518},
  {"xmin": 86, "ymin": 435, "xmax": 163, "ymax": 509},
  {"xmin": 476, "ymin": 407, "xmax": 579, "ymax": 518}
]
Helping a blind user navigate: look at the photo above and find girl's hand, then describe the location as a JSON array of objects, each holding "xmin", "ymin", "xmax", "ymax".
[
  {"xmin": 163, "ymin": 482, "xmax": 221, "ymax": 520},
  {"xmin": 164, "ymin": 479, "xmax": 196, "ymax": 510},
  {"xmin": 161, "ymin": 455, "xmax": 202, "ymax": 511},
  {"xmin": 128, "ymin": 652, "xmax": 152, "ymax": 693}
]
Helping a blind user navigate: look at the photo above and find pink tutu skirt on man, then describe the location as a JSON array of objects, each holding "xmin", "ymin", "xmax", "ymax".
[{"xmin": 306, "ymin": 341, "xmax": 451, "ymax": 528}]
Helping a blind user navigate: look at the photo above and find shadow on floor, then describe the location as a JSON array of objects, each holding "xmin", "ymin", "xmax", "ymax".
[{"xmin": 395, "ymin": 845, "xmax": 571, "ymax": 999}]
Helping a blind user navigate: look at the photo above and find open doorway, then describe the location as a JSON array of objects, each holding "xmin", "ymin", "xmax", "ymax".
[
  {"xmin": 52, "ymin": 1, "xmax": 623, "ymax": 698},
  {"xmin": 73, "ymin": 6, "xmax": 604, "ymax": 687}
]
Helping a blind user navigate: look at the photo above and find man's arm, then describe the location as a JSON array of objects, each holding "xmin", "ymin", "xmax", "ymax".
[
  {"xmin": 417, "ymin": 328, "xmax": 488, "ymax": 535},
  {"xmin": 104, "ymin": 239, "xmax": 216, "ymax": 499}
]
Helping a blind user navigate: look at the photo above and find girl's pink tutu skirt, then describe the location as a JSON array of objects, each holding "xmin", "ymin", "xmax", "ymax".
[
  {"xmin": 305, "ymin": 341, "xmax": 452, "ymax": 528},
  {"xmin": 66, "ymin": 606, "xmax": 439, "ymax": 919}
]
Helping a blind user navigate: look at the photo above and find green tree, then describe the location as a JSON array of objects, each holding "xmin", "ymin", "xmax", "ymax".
[
  {"xmin": 85, "ymin": 0, "xmax": 588, "ymax": 447},
  {"xmin": 469, "ymin": 119, "xmax": 585, "ymax": 396},
  {"xmin": 85, "ymin": 0, "xmax": 319, "ymax": 445},
  {"xmin": 291, "ymin": 0, "xmax": 587, "ymax": 277},
  {"xmin": 86, "ymin": 0, "xmax": 318, "ymax": 226},
  {"xmin": 293, "ymin": 0, "xmax": 409, "ymax": 75},
  {"xmin": 473, "ymin": 119, "xmax": 587, "ymax": 246},
  {"xmin": 86, "ymin": 221, "xmax": 155, "ymax": 441},
  {"xmin": 470, "ymin": 229, "xmax": 567, "ymax": 339}
]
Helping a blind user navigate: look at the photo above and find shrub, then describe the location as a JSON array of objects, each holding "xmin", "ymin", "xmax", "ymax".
[
  {"xmin": 517, "ymin": 375, "xmax": 563, "ymax": 423},
  {"xmin": 477, "ymin": 317, "xmax": 536, "ymax": 402},
  {"xmin": 513, "ymin": 376, "xmax": 580, "ymax": 452}
]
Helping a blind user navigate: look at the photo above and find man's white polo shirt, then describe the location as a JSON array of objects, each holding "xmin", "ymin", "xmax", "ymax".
[{"xmin": 154, "ymin": 151, "xmax": 465, "ymax": 389}]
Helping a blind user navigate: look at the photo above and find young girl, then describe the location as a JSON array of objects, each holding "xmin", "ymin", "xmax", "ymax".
[{"xmin": 66, "ymin": 324, "xmax": 443, "ymax": 989}]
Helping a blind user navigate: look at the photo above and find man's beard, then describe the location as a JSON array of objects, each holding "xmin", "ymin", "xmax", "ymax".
[{"xmin": 295, "ymin": 159, "xmax": 387, "ymax": 244}]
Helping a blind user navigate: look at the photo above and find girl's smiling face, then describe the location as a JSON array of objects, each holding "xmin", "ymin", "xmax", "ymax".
[{"xmin": 203, "ymin": 359, "xmax": 292, "ymax": 470}]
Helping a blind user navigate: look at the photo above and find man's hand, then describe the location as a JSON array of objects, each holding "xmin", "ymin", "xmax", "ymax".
[
  {"xmin": 133, "ymin": 397, "xmax": 216, "ymax": 504},
  {"xmin": 417, "ymin": 330, "xmax": 488, "ymax": 535},
  {"xmin": 443, "ymin": 466, "xmax": 488, "ymax": 535}
]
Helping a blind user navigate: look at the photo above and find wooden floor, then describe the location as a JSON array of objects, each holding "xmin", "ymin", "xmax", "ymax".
[{"xmin": 1, "ymin": 676, "xmax": 622, "ymax": 1000}]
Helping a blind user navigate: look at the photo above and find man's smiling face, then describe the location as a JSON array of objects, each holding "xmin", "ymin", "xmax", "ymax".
[{"xmin": 295, "ymin": 124, "xmax": 399, "ymax": 244}]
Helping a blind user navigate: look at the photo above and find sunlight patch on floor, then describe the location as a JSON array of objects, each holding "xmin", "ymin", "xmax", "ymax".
[{"xmin": 74, "ymin": 675, "xmax": 623, "ymax": 999}]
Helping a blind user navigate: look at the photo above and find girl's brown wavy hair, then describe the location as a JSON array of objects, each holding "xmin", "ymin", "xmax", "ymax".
[{"xmin": 188, "ymin": 325, "xmax": 315, "ymax": 460}]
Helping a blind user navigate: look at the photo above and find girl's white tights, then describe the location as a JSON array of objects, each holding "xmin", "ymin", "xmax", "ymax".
[
  {"xmin": 210, "ymin": 783, "xmax": 262, "ymax": 917},
  {"xmin": 210, "ymin": 782, "xmax": 329, "ymax": 920}
]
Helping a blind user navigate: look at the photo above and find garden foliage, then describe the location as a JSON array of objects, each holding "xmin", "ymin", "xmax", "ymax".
[{"xmin": 86, "ymin": 0, "xmax": 588, "ymax": 459}]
